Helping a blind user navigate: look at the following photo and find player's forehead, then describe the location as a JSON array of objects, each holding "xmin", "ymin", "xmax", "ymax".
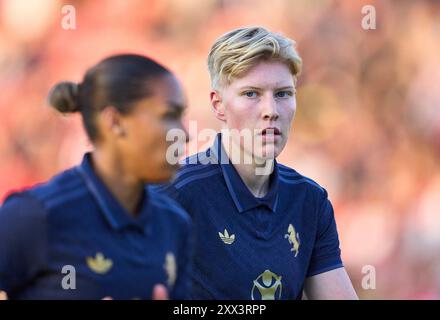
[{"xmin": 228, "ymin": 61, "xmax": 294, "ymax": 90}]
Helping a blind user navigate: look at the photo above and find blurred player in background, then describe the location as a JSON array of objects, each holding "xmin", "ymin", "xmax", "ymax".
[
  {"xmin": 0, "ymin": 54, "xmax": 192, "ymax": 299},
  {"xmin": 156, "ymin": 27, "xmax": 358, "ymax": 300}
]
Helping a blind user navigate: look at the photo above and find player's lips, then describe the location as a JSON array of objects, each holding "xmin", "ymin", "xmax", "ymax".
[
  {"xmin": 260, "ymin": 127, "xmax": 281, "ymax": 136},
  {"xmin": 260, "ymin": 127, "xmax": 281, "ymax": 142}
]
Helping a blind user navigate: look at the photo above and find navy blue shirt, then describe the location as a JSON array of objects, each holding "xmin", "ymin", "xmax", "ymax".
[
  {"xmin": 155, "ymin": 133, "xmax": 343, "ymax": 300},
  {"xmin": 0, "ymin": 153, "xmax": 192, "ymax": 299}
]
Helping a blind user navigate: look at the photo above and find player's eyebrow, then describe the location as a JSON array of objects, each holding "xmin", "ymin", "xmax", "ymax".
[
  {"xmin": 238, "ymin": 86, "xmax": 261, "ymax": 90},
  {"xmin": 238, "ymin": 84, "xmax": 295, "ymax": 91},
  {"xmin": 274, "ymin": 86, "xmax": 295, "ymax": 91}
]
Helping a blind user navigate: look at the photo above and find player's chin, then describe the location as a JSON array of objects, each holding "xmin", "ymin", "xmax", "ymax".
[{"xmin": 254, "ymin": 143, "xmax": 281, "ymax": 160}]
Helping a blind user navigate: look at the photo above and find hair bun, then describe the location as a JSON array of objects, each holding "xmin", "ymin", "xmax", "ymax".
[{"xmin": 48, "ymin": 81, "xmax": 80, "ymax": 113}]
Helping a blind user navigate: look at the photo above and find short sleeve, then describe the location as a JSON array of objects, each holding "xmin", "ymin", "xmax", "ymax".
[
  {"xmin": 0, "ymin": 192, "xmax": 47, "ymax": 295},
  {"xmin": 306, "ymin": 190, "xmax": 343, "ymax": 277}
]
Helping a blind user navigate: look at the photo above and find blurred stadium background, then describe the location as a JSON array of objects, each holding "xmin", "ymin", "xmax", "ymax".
[{"xmin": 1, "ymin": 0, "xmax": 439, "ymax": 299}]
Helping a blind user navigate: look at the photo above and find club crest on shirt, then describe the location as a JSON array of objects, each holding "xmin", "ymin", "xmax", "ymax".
[
  {"xmin": 218, "ymin": 229, "xmax": 235, "ymax": 244},
  {"xmin": 285, "ymin": 224, "xmax": 300, "ymax": 257},
  {"xmin": 251, "ymin": 269, "xmax": 282, "ymax": 300},
  {"xmin": 164, "ymin": 252, "xmax": 177, "ymax": 288},
  {"xmin": 86, "ymin": 252, "xmax": 113, "ymax": 274}
]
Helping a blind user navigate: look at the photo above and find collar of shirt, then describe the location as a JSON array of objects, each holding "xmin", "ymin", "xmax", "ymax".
[
  {"xmin": 208, "ymin": 133, "xmax": 279, "ymax": 214},
  {"xmin": 76, "ymin": 153, "xmax": 152, "ymax": 233}
]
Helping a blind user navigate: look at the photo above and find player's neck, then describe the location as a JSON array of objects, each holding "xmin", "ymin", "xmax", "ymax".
[
  {"xmin": 222, "ymin": 139, "xmax": 273, "ymax": 198},
  {"xmin": 91, "ymin": 149, "xmax": 144, "ymax": 217}
]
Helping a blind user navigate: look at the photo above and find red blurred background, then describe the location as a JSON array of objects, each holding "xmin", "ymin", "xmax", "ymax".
[{"xmin": 1, "ymin": 0, "xmax": 439, "ymax": 299}]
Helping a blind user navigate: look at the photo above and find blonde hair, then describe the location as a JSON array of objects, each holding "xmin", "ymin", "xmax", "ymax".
[{"xmin": 208, "ymin": 26, "xmax": 302, "ymax": 89}]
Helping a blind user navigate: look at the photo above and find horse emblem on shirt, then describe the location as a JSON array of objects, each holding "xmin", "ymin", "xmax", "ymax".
[{"xmin": 285, "ymin": 224, "xmax": 300, "ymax": 257}]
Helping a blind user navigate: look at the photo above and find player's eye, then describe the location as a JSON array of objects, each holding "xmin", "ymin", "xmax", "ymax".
[
  {"xmin": 242, "ymin": 91, "xmax": 258, "ymax": 98},
  {"xmin": 275, "ymin": 90, "xmax": 293, "ymax": 98},
  {"xmin": 164, "ymin": 110, "xmax": 182, "ymax": 120}
]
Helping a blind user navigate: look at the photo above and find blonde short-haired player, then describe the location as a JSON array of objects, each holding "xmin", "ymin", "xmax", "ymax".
[{"xmin": 156, "ymin": 27, "xmax": 358, "ymax": 300}]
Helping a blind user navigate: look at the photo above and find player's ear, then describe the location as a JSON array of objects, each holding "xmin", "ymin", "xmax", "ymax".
[
  {"xmin": 210, "ymin": 90, "xmax": 226, "ymax": 122},
  {"xmin": 99, "ymin": 105, "xmax": 126, "ymax": 138}
]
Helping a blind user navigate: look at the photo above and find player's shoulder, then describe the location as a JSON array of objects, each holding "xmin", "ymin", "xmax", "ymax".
[
  {"xmin": 1, "ymin": 189, "xmax": 44, "ymax": 214},
  {"xmin": 28, "ymin": 167, "xmax": 88, "ymax": 210},
  {"xmin": 147, "ymin": 186, "xmax": 192, "ymax": 227},
  {"xmin": 277, "ymin": 162, "xmax": 327, "ymax": 197},
  {"xmin": 158, "ymin": 151, "xmax": 222, "ymax": 192},
  {"xmin": 0, "ymin": 189, "xmax": 48, "ymax": 228},
  {"xmin": 2, "ymin": 166, "xmax": 86, "ymax": 215}
]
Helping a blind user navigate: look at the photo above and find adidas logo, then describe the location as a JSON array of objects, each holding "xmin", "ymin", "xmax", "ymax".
[
  {"xmin": 87, "ymin": 252, "xmax": 113, "ymax": 274},
  {"xmin": 219, "ymin": 229, "xmax": 235, "ymax": 244}
]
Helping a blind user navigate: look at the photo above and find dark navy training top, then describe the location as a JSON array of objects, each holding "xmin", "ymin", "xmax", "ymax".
[
  {"xmin": 155, "ymin": 133, "xmax": 343, "ymax": 300},
  {"xmin": 0, "ymin": 153, "xmax": 192, "ymax": 299}
]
